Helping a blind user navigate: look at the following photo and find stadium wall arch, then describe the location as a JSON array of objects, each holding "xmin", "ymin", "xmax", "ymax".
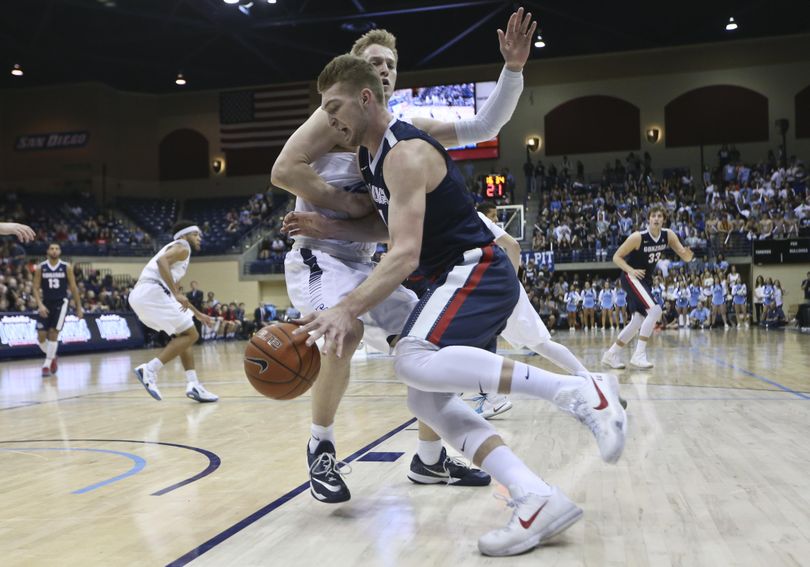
[
  {"xmin": 544, "ymin": 96, "xmax": 640, "ymax": 156},
  {"xmin": 797, "ymin": 85, "xmax": 810, "ymax": 139},
  {"xmin": 664, "ymin": 85, "xmax": 768, "ymax": 147},
  {"xmin": 159, "ymin": 129, "xmax": 210, "ymax": 181}
]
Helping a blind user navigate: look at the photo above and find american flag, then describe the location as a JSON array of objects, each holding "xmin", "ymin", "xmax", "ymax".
[{"xmin": 219, "ymin": 82, "xmax": 313, "ymax": 150}]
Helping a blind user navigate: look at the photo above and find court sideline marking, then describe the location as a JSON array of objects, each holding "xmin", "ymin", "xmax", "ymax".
[{"xmin": 165, "ymin": 417, "xmax": 417, "ymax": 567}]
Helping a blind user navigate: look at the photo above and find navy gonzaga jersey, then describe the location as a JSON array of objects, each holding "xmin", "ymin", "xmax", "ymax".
[
  {"xmin": 358, "ymin": 118, "xmax": 494, "ymax": 280},
  {"xmin": 626, "ymin": 229, "xmax": 670, "ymax": 285},
  {"xmin": 40, "ymin": 260, "xmax": 68, "ymax": 303}
]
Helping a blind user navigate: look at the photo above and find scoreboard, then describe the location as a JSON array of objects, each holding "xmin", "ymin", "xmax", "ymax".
[
  {"xmin": 753, "ymin": 238, "xmax": 810, "ymax": 264},
  {"xmin": 482, "ymin": 174, "xmax": 506, "ymax": 199}
]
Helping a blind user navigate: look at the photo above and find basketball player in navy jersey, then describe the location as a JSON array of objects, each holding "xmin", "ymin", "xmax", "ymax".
[
  {"xmin": 32, "ymin": 243, "xmax": 84, "ymax": 377},
  {"xmin": 294, "ymin": 54, "xmax": 626, "ymax": 557},
  {"xmin": 272, "ymin": 10, "xmax": 534, "ymax": 503},
  {"xmin": 602, "ymin": 206, "xmax": 694, "ymax": 370}
]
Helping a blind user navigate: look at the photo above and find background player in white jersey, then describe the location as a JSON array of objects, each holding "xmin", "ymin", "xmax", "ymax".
[
  {"xmin": 272, "ymin": 10, "xmax": 533, "ymax": 503},
  {"xmin": 129, "ymin": 221, "xmax": 218, "ymax": 403},
  {"xmin": 32, "ymin": 243, "xmax": 83, "ymax": 377},
  {"xmin": 602, "ymin": 206, "xmax": 694, "ymax": 370}
]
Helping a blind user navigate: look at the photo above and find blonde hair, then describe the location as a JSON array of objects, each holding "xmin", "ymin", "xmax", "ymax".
[
  {"xmin": 648, "ymin": 204, "xmax": 667, "ymax": 219},
  {"xmin": 350, "ymin": 29, "xmax": 398, "ymax": 63},
  {"xmin": 317, "ymin": 54, "xmax": 384, "ymax": 104}
]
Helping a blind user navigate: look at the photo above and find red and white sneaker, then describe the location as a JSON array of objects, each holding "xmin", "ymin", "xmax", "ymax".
[
  {"xmin": 478, "ymin": 485, "xmax": 583, "ymax": 557},
  {"xmin": 554, "ymin": 372, "xmax": 627, "ymax": 464},
  {"xmin": 50, "ymin": 356, "xmax": 58, "ymax": 374}
]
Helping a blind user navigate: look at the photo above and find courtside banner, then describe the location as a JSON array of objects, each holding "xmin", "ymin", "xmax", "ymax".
[
  {"xmin": 520, "ymin": 250, "xmax": 555, "ymax": 272},
  {"xmin": 0, "ymin": 312, "xmax": 144, "ymax": 359},
  {"xmin": 15, "ymin": 130, "xmax": 89, "ymax": 151}
]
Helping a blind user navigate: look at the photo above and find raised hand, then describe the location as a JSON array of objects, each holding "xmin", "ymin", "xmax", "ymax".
[{"xmin": 497, "ymin": 7, "xmax": 538, "ymax": 72}]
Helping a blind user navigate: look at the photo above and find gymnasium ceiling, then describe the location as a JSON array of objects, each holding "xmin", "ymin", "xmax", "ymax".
[{"xmin": 2, "ymin": 0, "xmax": 810, "ymax": 93}]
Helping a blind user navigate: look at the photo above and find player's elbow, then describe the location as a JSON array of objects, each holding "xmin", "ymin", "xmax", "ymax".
[{"xmin": 270, "ymin": 158, "xmax": 291, "ymax": 189}]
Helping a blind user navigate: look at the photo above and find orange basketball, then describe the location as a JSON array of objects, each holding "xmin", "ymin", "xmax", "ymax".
[{"xmin": 244, "ymin": 322, "xmax": 321, "ymax": 400}]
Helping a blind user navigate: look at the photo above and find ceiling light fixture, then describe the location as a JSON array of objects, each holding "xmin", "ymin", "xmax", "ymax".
[
  {"xmin": 267, "ymin": 0, "xmax": 277, "ymax": 3},
  {"xmin": 175, "ymin": 72, "xmax": 187, "ymax": 86},
  {"xmin": 534, "ymin": 34, "xmax": 546, "ymax": 48},
  {"xmin": 725, "ymin": 17, "xmax": 738, "ymax": 31},
  {"xmin": 11, "ymin": 64, "xmax": 23, "ymax": 77}
]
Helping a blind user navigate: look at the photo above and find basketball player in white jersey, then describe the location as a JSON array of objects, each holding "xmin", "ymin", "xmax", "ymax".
[
  {"xmin": 602, "ymin": 206, "xmax": 694, "ymax": 370},
  {"xmin": 32, "ymin": 243, "xmax": 84, "ymax": 377},
  {"xmin": 272, "ymin": 10, "xmax": 535, "ymax": 503},
  {"xmin": 129, "ymin": 221, "xmax": 218, "ymax": 403}
]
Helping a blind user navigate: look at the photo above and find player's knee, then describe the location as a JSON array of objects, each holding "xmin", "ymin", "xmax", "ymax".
[
  {"xmin": 648, "ymin": 304, "xmax": 662, "ymax": 319},
  {"xmin": 185, "ymin": 325, "xmax": 199, "ymax": 341},
  {"xmin": 393, "ymin": 338, "xmax": 436, "ymax": 390}
]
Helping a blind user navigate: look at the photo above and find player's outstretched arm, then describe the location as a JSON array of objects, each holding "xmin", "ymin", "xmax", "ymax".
[
  {"xmin": 0, "ymin": 222, "xmax": 35, "ymax": 242},
  {"xmin": 412, "ymin": 7, "xmax": 535, "ymax": 147},
  {"xmin": 613, "ymin": 232, "xmax": 644, "ymax": 279},
  {"xmin": 271, "ymin": 109, "xmax": 374, "ymax": 218},
  {"xmin": 667, "ymin": 230, "xmax": 694, "ymax": 262}
]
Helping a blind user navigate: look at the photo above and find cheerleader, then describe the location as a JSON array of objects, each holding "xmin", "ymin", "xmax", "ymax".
[
  {"xmin": 599, "ymin": 280, "xmax": 616, "ymax": 330},
  {"xmin": 675, "ymin": 277, "xmax": 691, "ymax": 328},
  {"xmin": 731, "ymin": 279, "xmax": 748, "ymax": 327},
  {"xmin": 711, "ymin": 275, "xmax": 729, "ymax": 329},
  {"xmin": 564, "ymin": 284, "xmax": 580, "ymax": 331},
  {"xmin": 580, "ymin": 281, "xmax": 597, "ymax": 331},
  {"xmin": 614, "ymin": 280, "xmax": 628, "ymax": 327}
]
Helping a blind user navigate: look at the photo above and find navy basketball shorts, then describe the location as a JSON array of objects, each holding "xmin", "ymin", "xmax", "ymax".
[
  {"xmin": 401, "ymin": 244, "xmax": 519, "ymax": 352},
  {"xmin": 621, "ymin": 273, "xmax": 656, "ymax": 316},
  {"xmin": 37, "ymin": 298, "xmax": 69, "ymax": 332}
]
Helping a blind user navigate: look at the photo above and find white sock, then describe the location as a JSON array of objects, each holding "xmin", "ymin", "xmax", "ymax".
[
  {"xmin": 634, "ymin": 339, "xmax": 648, "ymax": 356},
  {"xmin": 185, "ymin": 370, "xmax": 198, "ymax": 384},
  {"xmin": 146, "ymin": 358, "xmax": 164, "ymax": 373},
  {"xmin": 38, "ymin": 341, "xmax": 47, "ymax": 354},
  {"xmin": 481, "ymin": 445, "xmax": 551, "ymax": 497},
  {"xmin": 309, "ymin": 423, "xmax": 335, "ymax": 453},
  {"xmin": 44, "ymin": 340, "xmax": 58, "ymax": 366},
  {"xmin": 509, "ymin": 361, "xmax": 585, "ymax": 402},
  {"xmin": 416, "ymin": 439, "xmax": 443, "ymax": 466}
]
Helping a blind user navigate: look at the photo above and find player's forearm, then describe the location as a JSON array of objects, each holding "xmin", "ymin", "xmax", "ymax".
[
  {"xmin": 340, "ymin": 249, "xmax": 418, "ymax": 318},
  {"xmin": 453, "ymin": 66, "xmax": 523, "ymax": 147},
  {"xmin": 613, "ymin": 255, "xmax": 633, "ymax": 274},
  {"xmin": 271, "ymin": 162, "xmax": 370, "ymax": 217},
  {"xmin": 321, "ymin": 214, "xmax": 389, "ymax": 242}
]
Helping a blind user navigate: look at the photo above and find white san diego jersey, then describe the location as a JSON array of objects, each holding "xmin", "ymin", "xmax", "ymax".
[
  {"xmin": 138, "ymin": 239, "xmax": 191, "ymax": 285},
  {"xmin": 292, "ymin": 152, "xmax": 376, "ymax": 262}
]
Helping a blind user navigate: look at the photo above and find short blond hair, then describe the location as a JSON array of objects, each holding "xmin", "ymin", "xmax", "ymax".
[
  {"xmin": 317, "ymin": 54, "xmax": 384, "ymax": 104},
  {"xmin": 648, "ymin": 204, "xmax": 667, "ymax": 219},
  {"xmin": 350, "ymin": 29, "xmax": 398, "ymax": 63}
]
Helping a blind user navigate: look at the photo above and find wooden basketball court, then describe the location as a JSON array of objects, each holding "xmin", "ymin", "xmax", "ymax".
[{"xmin": 1, "ymin": 328, "xmax": 809, "ymax": 566}]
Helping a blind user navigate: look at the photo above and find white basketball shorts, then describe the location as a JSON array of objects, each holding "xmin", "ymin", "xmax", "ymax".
[
  {"xmin": 500, "ymin": 285, "xmax": 551, "ymax": 349},
  {"xmin": 129, "ymin": 280, "xmax": 194, "ymax": 336},
  {"xmin": 285, "ymin": 248, "xmax": 418, "ymax": 353}
]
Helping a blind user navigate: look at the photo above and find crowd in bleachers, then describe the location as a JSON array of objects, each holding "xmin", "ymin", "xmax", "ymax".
[
  {"xmin": 519, "ymin": 257, "xmax": 790, "ymax": 334},
  {"xmin": 520, "ymin": 149, "xmax": 808, "ymax": 263}
]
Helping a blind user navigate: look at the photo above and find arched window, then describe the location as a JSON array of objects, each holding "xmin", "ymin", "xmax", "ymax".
[
  {"xmin": 544, "ymin": 95, "xmax": 640, "ymax": 156},
  {"xmin": 159, "ymin": 129, "xmax": 209, "ymax": 180},
  {"xmin": 665, "ymin": 85, "xmax": 768, "ymax": 147}
]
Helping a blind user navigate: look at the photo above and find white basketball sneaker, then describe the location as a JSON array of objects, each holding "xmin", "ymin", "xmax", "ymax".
[
  {"xmin": 134, "ymin": 364, "xmax": 162, "ymax": 401},
  {"xmin": 473, "ymin": 394, "xmax": 513, "ymax": 419},
  {"xmin": 629, "ymin": 351, "xmax": 654, "ymax": 369},
  {"xmin": 478, "ymin": 485, "xmax": 583, "ymax": 557},
  {"xmin": 554, "ymin": 373, "xmax": 627, "ymax": 464},
  {"xmin": 186, "ymin": 382, "xmax": 219, "ymax": 403},
  {"xmin": 601, "ymin": 349, "xmax": 626, "ymax": 369}
]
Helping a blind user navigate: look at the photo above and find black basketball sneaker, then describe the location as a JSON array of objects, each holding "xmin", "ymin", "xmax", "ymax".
[
  {"xmin": 307, "ymin": 440, "xmax": 351, "ymax": 503},
  {"xmin": 407, "ymin": 447, "xmax": 491, "ymax": 486}
]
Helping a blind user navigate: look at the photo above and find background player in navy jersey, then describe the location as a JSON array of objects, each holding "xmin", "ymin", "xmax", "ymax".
[
  {"xmin": 602, "ymin": 206, "xmax": 694, "ymax": 370},
  {"xmin": 293, "ymin": 53, "xmax": 626, "ymax": 557},
  {"xmin": 32, "ymin": 243, "xmax": 84, "ymax": 377}
]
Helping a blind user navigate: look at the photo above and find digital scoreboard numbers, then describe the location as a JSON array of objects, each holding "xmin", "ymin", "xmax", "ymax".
[
  {"xmin": 483, "ymin": 174, "xmax": 506, "ymax": 199},
  {"xmin": 753, "ymin": 238, "xmax": 810, "ymax": 264}
]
